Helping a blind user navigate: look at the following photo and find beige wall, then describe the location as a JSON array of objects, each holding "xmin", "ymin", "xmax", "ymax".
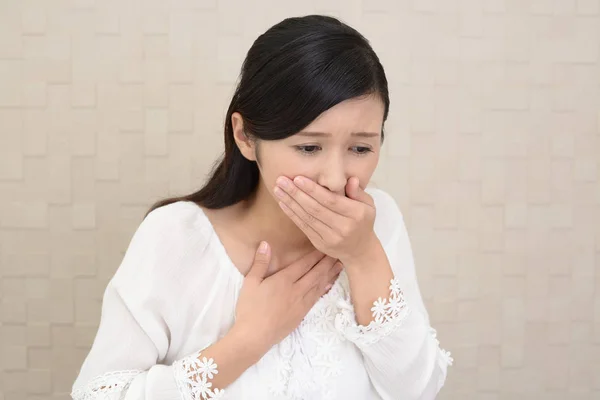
[{"xmin": 1, "ymin": 0, "xmax": 599, "ymax": 398}]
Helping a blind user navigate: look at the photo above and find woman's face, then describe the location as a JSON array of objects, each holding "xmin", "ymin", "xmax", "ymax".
[{"xmin": 255, "ymin": 95, "xmax": 385, "ymax": 199}]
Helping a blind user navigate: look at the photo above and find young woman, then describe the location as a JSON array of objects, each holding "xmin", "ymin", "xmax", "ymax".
[{"xmin": 71, "ymin": 14, "xmax": 452, "ymax": 400}]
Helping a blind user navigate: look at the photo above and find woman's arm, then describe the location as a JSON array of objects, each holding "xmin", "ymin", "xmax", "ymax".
[
  {"xmin": 334, "ymin": 189, "xmax": 453, "ymax": 400},
  {"xmin": 171, "ymin": 324, "xmax": 268, "ymax": 397},
  {"xmin": 341, "ymin": 236, "xmax": 395, "ymax": 326},
  {"xmin": 270, "ymin": 177, "xmax": 453, "ymax": 399},
  {"xmin": 71, "ymin": 278, "xmax": 272, "ymax": 400},
  {"xmin": 71, "ymin": 202, "xmax": 270, "ymax": 399}
]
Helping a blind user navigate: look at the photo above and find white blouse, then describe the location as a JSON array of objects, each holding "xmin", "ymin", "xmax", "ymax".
[{"xmin": 71, "ymin": 188, "xmax": 452, "ymax": 400}]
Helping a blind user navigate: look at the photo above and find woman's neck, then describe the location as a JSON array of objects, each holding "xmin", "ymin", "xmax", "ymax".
[{"xmin": 239, "ymin": 181, "xmax": 315, "ymax": 261}]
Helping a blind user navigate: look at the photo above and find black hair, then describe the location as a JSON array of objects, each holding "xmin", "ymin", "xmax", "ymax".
[{"xmin": 146, "ymin": 14, "xmax": 389, "ymax": 216}]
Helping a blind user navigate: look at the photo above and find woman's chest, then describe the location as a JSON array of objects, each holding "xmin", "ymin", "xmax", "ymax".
[
  {"xmin": 172, "ymin": 279, "xmax": 375, "ymax": 399},
  {"xmin": 249, "ymin": 294, "xmax": 374, "ymax": 399}
]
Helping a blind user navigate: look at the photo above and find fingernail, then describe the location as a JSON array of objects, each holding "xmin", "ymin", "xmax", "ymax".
[
  {"xmin": 258, "ymin": 241, "xmax": 269, "ymax": 254},
  {"xmin": 277, "ymin": 177, "xmax": 290, "ymax": 189},
  {"xmin": 294, "ymin": 176, "xmax": 305, "ymax": 186}
]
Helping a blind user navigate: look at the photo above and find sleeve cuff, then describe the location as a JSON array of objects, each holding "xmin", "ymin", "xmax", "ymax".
[
  {"xmin": 334, "ymin": 277, "xmax": 411, "ymax": 347},
  {"xmin": 172, "ymin": 350, "xmax": 226, "ymax": 399},
  {"xmin": 71, "ymin": 350, "xmax": 229, "ymax": 400},
  {"xmin": 71, "ymin": 370, "xmax": 143, "ymax": 399}
]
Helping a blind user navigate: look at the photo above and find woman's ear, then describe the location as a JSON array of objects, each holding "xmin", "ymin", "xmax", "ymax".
[{"xmin": 231, "ymin": 112, "xmax": 257, "ymax": 161}]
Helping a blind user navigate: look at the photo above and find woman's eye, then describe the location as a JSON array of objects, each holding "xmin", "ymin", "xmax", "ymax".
[
  {"xmin": 296, "ymin": 145, "xmax": 321, "ymax": 154},
  {"xmin": 352, "ymin": 146, "xmax": 373, "ymax": 155},
  {"xmin": 294, "ymin": 145, "xmax": 372, "ymax": 155}
]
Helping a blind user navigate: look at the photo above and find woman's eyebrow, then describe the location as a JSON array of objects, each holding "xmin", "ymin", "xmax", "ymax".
[{"xmin": 297, "ymin": 131, "xmax": 380, "ymax": 138}]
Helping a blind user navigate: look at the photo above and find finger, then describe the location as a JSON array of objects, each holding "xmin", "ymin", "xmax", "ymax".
[
  {"xmin": 303, "ymin": 283, "xmax": 325, "ymax": 307},
  {"xmin": 275, "ymin": 178, "xmax": 346, "ymax": 229},
  {"xmin": 345, "ymin": 177, "xmax": 374, "ymax": 206},
  {"xmin": 280, "ymin": 249, "xmax": 325, "ymax": 282},
  {"xmin": 246, "ymin": 241, "xmax": 271, "ymax": 281},
  {"xmin": 295, "ymin": 256, "xmax": 337, "ymax": 295},
  {"xmin": 277, "ymin": 199, "xmax": 327, "ymax": 243},
  {"xmin": 325, "ymin": 260, "xmax": 343, "ymax": 287},
  {"xmin": 302, "ymin": 261, "xmax": 343, "ymax": 305},
  {"xmin": 292, "ymin": 176, "xmax": 356, "ymax": 217}
]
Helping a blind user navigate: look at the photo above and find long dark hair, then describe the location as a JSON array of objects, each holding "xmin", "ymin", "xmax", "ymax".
[{"xmin": 146, "ymin": 15, "xmax": 390, "ymax": 217}]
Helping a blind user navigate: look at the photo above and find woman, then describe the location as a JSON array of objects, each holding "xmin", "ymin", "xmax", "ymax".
[{"xmin": 71, "ymin": 15, "xmax": 452, "ymax": 400}]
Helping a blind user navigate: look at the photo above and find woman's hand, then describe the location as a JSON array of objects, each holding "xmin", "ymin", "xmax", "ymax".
[
  {"xmin": 273, "ymin": 175, "xmax": 378, "ymax": 264},
  {"xmin": 234, "ymin": 241, "xmax": 342, "ymax": 352}
]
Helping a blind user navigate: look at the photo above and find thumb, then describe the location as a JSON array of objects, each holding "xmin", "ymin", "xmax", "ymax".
[
  {"xmin": 345, "ymin": 177, "xmax": 373, "ymax": 205},
  {"xmin": 247, "ymin": 241, "xmax": 271, "ymax": 280},
  {"xmin": 345, "ymin": 177, "xmax": 359, "ymax": 198}
]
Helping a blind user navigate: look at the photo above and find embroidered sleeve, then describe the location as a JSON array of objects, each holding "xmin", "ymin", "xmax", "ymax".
[
  {"xmin": 173, "ymin": 350, "xmax": 225, "ymax": 400},
  {"xmin": 335, "ymin": 277, "xmax": 410, "ymax": 346},
  {"xmin": 333, "ymin": 274, "xmax": 453, "ymax": 399},
  {"xmin": 70, "ymin": 203, "xmax": 230, "ymax": 400},
  {"xmin": 341, "ymin": 189, "xmax": 452, "ymax": 399},
  {"xmin": 71, "ymin": 351, "xmax": 226, "ymax": 400}
]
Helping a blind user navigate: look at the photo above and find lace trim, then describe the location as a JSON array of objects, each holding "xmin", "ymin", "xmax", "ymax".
[
  {"xmin": 71, "ymin": 370, "xmax": 142, "ymax": 400},
  {"xmin": 267, "ymin": 277, "xmax": 346, "ymax": 400},
  {"xmin": 173, "ymin": 350, "xmax": 225, "ymax": 400},
  {"xmin": 428, "ymin": 327, "xmax": 454, "ymax": 389},
  {"xmin": 266, "ymin": 276, "xmax": 450, "ymax": 399},
  {"xmin": 431, "ymin": 327, "xmax": 454, "ymax": 365},
  {"xmin": 335, "ymin": 277, "xmax": 410, "ymax": 346}
]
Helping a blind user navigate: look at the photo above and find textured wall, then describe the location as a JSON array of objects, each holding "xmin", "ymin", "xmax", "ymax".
[{"xmin": 1, "ymin": 0, "xmax": 599, "ymax": 399}]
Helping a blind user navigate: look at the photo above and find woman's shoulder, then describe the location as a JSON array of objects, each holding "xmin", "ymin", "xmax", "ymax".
[
  {"xmin": 137, "ymin": 200, "xmax": 218, "ymax": 245},
  {"xmin": 115, "ymin": 201, "xmax": 214, "ymax": 280},
  {"xmin": 143, "ymin": 200, "xmax": 207, "ymax": 232},
  {"xmin": 365, "ymin": 187, "xmax": 403, "ymax": 219},
  {"xmin": 106, "ymin": 200, "xmax": 232, "ymax": 305},
  {"xmin": 365, "ymin": 187, "xmax": 407, "ymax": 245}
]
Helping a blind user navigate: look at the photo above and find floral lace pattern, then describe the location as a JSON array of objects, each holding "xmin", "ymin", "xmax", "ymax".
[
  {"xmin": 267, "ymin": 275, "xmax": 454, "ymax": 399},
  {"xmin": 71, "ymin": 370, "xmax": 142, "ymax": 400},
  {"xmin": 431, "ymin": 327, "xmax": 454, "ymax": 371},
  {"xmin": 73, "ymin": 275, "xmax": 450, "ymax": 400},
  {"xmin": 335, "ymin": 277, "xmax": 410, "ymax": 346},
  {"xmin": 267, "ymin": 274, "xmax": 413, "ymax": 399},
  {"xmin": 173, "ymin": 350, "xmax": 225, "ymax": 399},
  {"xmin": 267, "ymin": 277, "xmax": 347, "ymax": 400}
]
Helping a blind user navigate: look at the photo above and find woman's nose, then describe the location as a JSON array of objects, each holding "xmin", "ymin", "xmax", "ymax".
[{"xmin": 316, "ymin": 163, "xmax": 347, "ymax": 195}]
